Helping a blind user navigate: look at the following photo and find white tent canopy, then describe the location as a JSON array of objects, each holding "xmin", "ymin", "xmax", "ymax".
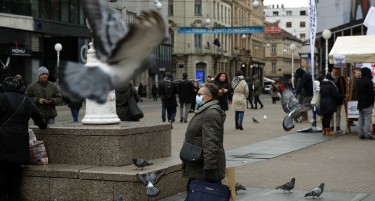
[{"xmin": 329, "ymin": 35, "xmax": 375, "ymax": 64}]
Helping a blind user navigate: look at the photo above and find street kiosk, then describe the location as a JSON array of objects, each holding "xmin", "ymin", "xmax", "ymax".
[{"xmin": 328, "ymin": 35, "xmax": 375, "ymax": 133}]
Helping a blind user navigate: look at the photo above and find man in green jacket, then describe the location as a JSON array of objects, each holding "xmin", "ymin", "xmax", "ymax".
[{"xmin": 25, "ymin": 66, "xmax": 62, "ymax": 124}]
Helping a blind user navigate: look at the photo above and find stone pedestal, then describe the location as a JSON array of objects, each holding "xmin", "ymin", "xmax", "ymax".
[{"xmin": 21, "ymin": 122, "xmax": 186, "ymax": 201}]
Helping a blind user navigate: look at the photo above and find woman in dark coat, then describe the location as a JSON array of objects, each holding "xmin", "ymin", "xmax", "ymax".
[
  {"xmin": 115, "ymin": 81, "xmax": 141, "ymax": 121},
  {"xmin": 0, "ymin": 76, "xmax": 47, "ymax": 201},
  {"xmin": 319, "ymin": 75, "xmax": 342, "ymax": 135},
  {"xmin": 213, "ymin": 72, "xmax": 231, "ymax": 111}
]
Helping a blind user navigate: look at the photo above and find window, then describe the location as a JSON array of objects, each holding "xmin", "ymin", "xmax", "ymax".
[
  {"xmin": 272, "ymin": 11, "xmax": 279, "ymax": 16},
  {"xmin": 271, "ymin": 62, "xmax": 276, "ymax": 72},
  {"xmin": 300, "ymin": 10, "xmax": 306, "ymax": 16},
  {"xmin": 286, "ymin": 22, "xmax": 292, "ymax": 28},
  {"xmin": 126, "ymin": 11, "xmax": 136, "ymax": 24},
  {"xmin": 300, "ymin": 21, "xmax": 306, "ymax": 28},
  {"xmin": 300, "ymin": 33, "xmax": 306, "ymax": 39},
  {"xmin": 271, "ymin": 44, "xmax": 276, "ymax": 54},
  {"xmin": 286, "ymin": 11, "xmax": 292, "ymax": 16},
  {"xmin": 168, "ymin": 0, "xmax": 173, "ymax": 16},
  {"xmin": 194, "ymin": 0, "xmax": 202, "ymax": 16},
  {"xmin": 194, "ymin": 34, "xmax": 202, "ymax": 48}
]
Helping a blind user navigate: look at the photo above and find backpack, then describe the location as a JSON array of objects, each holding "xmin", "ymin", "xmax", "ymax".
[{"xmin": 164, "ymin": 81, "xmax": 174, "ymax": 99}]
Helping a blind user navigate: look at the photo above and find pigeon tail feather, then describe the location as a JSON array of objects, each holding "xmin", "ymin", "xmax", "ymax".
[{"xmin": 58, "ymin": 61, "xmax": 112, "ymax": 104}]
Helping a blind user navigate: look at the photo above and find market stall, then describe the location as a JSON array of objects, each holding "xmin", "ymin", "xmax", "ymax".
[{"xmin": 328, "ymin": 35, "xmax": 375, "ymax": 133}]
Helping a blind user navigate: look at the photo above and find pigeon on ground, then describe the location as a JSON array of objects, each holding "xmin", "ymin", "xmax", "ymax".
[
  {"xmin": 252, "ymin": 117, "xmax": 259, "ymax": 123},
  {"xmin": 57, "ymin": 0, "xmax": 167, "ymax": 103},
  {"xmin": 133, "ymin": 158, "xmax": 154, "ymax": 170},
  {"xmin": 280, "ymin": 83, "xmax": 311, "ymax": 131},
  {"xmin": 235, "ymin": 182, "xmax": 247, "ymax": 193},
  {"xmin": 276, "ymin": 178, "xmax": 295, "ymax": 193},
  {"xmin": 137, "ymin": 170, "xmax": 166, "ymax": 197},
  {"xmin": 304, "ymin": 183, "xmax": 325, "ymax": 199},
  {"xmin": 263, "ymin": 115, "xmax": 267, "ymax": 120}
]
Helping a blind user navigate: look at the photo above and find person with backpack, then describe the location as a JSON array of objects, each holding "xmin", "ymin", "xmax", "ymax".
[
  {"xmin": 178, "ymin": 73, "xmax": 195, "ymax": 123},
  {"xmin": 158, "ymin": 73, "xmax": 178, "ymax": 127}
]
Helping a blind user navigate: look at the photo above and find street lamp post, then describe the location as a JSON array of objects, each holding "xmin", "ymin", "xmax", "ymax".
[
  {"xmin": 54, "ymin": 43, "xmax": 62, "ymax": 68},
  {"xmin": 290, "ymin": 43, "xmax": 296, "ymax": 88},
  {"xmin": 322, "ymin": 29, "xmax": 332, "ymax": 75}
]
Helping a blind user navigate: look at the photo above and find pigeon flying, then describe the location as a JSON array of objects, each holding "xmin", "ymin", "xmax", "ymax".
[
  {"xmin": 252, "ymin": 117, "xmax": 259, "ymax": 123},
  {"xmin": 58, "ymin": 0, "xmax": 167, "ymax": 103},
  {"xmin": 133, "ymin": 158, "xmax": 154, "ymax": 170},
  {"xmin": 304, "ymin": 183, "xmax": 325, "ymax": 199},
  {"xmin": 137, "ymin": 170, "xmax": 166, "ymax": 197},
  {"xmin": 276, "ymin": 178, "xmax": 295, "ymax": 193},
  {"xmin": 280, "ymin": 83, "xmax": 312, "ymax": 131}
]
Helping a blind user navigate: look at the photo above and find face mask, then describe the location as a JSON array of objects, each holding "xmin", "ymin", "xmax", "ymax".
[{"xmin": 196, "ymin": 95, "xmax": 205, "ymax": 106}]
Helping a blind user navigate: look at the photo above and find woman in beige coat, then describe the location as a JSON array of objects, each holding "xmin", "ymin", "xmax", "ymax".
[{"xmin": 232, "ymin": 70, "xmax": 249, "ymax": 130}]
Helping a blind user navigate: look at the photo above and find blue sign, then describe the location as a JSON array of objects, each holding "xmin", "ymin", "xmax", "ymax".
[{"xmin": 178, "ymin": 26, "xmax": 264, "ymax": 34}]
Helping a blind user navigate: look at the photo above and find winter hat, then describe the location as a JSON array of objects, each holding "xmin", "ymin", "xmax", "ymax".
[
  {"xmin": 38, "ymin": 66, "xmax": 49, "ymax": 77},
  {"xmin": 3, "ymin": 76, "xmax": 21, "ymax": 89}
]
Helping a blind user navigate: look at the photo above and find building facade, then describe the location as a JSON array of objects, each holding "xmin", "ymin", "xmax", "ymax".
[
  {"xmin": 0, "ymin": 0, "xmax": 90, "ymax": 84},
  {"xmin": 264, "ymin": 4, "xmax": 309, "ymax": 40}
]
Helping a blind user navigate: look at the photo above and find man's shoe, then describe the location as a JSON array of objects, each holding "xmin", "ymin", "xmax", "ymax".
[
  {"xmin": 180, "ymin": 118, "xmax": 183, "ymax": 123},
  {"xmin": 260, "ymin": 106, "xmax": 264, "ymax": 109},
  {"xmin": 184, "ymin": 120, "xmax": 188, "ymax": 123},
  {"xmin": 366, "ymin": 136, "xmax": 374, "ymax": 140},
  {"xmin": 359, "ymin": 135, "xmax": 366, "ymax": 140}
]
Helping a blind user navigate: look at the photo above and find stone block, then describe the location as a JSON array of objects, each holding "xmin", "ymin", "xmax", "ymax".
[
  {"xmin": 31, "ymin": 122, "xmax": 171, "ymax": 166},
  {"xmin": 20, "ymin": 177, "xmax": 50, "ymax": 201}
]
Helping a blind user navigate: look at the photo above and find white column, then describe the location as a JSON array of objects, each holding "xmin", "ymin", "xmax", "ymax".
[{"xmin": 81, "ymin": 42, "xmax": 120, "ymax": 125}]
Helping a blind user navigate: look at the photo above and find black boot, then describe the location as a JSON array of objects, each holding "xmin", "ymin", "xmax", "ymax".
[
  {"xmin": 235, "ymin": 123, "xmax": 239, "ymax": 129},
  {"xmin": 238, "ymin": 124, "xmax": 243, "ymax": 130}
]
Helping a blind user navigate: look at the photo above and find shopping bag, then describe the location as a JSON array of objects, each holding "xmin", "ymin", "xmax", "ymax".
[
  {"xmin": 221, "ymin": 167, "xmax": 236, "ymax": 201},
  {"xmin": 29, "ymin": 129, "xmax": 48, "ymax": 165}
]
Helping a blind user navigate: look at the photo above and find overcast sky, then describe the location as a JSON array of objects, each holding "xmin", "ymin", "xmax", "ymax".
[{"xmin": 264, "ymin": 0, "xmax": 309, "ymax": 8}]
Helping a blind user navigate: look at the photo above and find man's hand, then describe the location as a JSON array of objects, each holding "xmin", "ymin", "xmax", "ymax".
[{"xmin": 39, "ymin": 98, "xmax": 52, "ymax": 105}]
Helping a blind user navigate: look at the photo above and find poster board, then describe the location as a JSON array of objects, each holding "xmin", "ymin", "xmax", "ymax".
[{"xmin": 347, "ymin": 101, "xmax": 359, "ymax": 119}]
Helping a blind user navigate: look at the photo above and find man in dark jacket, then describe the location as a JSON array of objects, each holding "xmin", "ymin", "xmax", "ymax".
[
  {"xmin": 295, "ymin": 64, "xmax": 313, "ymax": 122},
  {"xmin": 178, "ymin": 73, "xmax": 195, "ymax": 123},
  {"xmin": 356, "ymin": 67, "xmax": 374, "ymax": 140},
  {"xmin": 25, "ymin": 66, "xmax": 62, "ymax": 124},
  {"xmin": 158, "ymin": 73, "xmax": 178, "ymax": 126},
  {"xmin": 182, "ymin": 83, "xmax": 226, "ymax": 188},
  {"xmin": 0, "ymin": 76, "xmax": 47, "ymax": 201},
  {"xmin": 330, "ymin": 67, "xmax": 346, "ymax": 132}
]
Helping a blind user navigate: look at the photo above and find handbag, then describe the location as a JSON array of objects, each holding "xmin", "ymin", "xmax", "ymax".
[
  {"xmin": 310, "ymin": 91, "xmax": 321, "ymax": 109},
  {"xmin": 186, "ymin": 178, "xmax": 230, "ymax": 201},
  {"xmin": 128, "ymin": 94, "xmax": 144, "ymax": 120},
  {"xmin": 180, "ymin": 141, "xmax": 203, "ymax": 165}
]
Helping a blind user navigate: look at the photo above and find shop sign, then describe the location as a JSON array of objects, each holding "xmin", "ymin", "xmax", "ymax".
[{"xmin": 10, "ymin": 48, "xmax": 31, "ymax": 56}]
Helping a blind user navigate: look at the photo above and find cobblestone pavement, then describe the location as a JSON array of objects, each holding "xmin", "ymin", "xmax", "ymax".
[{"xmin": 55, "ymin": 95, "xmax": 375, "ymax": 196}]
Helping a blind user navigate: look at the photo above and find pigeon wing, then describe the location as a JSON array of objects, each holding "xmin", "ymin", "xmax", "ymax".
[
  {"xmin": 57, "ymin": 62, "xmax": 112, "ymax": 103},
  {"xmin": 105, "ymin": 10, "xmax": 167, "ymax": 88},
  {"xmin": 137, "ymin": 174, "xmax": 148, "ymax": 186},
  {"xmin": 82, "ymin": 0, "xmax": 127, "ymax": 61},
  {"xmin": 281, "ymin": 87, "xmax": 299, "ymax": 114}
]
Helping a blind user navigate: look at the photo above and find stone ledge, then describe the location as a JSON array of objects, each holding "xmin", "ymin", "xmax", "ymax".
[{"xmin": 21, "ymin": 155, "xmax": 187, "ymax": 201}]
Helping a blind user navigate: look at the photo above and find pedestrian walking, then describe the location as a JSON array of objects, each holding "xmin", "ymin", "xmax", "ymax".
[
  {"xmin": 181, "ymin": 83, "xmax": 226, "ymax": 199},
  {"xmin": 116, "ymin": 80, "xmax": 142, "ymax": 122},
  {"xmin": 319, "ymin": 75, "xmax": 342, "ymax": 136},
  {"xmin": 190, "ymin": 80, "xmax": 199, "ymax": 112},
  {"xmin": 65, "ymin": 97, "xmax": 83, "ymax": 123},
  {"xmin": 270, "ymin": 82, "xmax": 280, "ymax": 104},
  {"xmin": 356, "ymin": 67, "xmax": 374, "ymax": 140},
  {"xmin": 0, "ymin": 76, "xmax": 47, "ymax": 201},
  {"xmin": 213, "ymin": 72, "xmax": 231, "ymax": 111},
  {"xmin": 245, "ymin": 77, "xmax": 254, "ymax": 109},
  {"xmin": 151, "ymin": 84, "xmax": 158, "ymax": 101},
  {"xmin": 232, "ymin": 71, "xmax": 249, "ymax": 130},
  {"xmin": 253, "ymin": 78, "xmax": 264, "ymax": 109},
  {"xmin": 178, "ymin": 73, "xmax": 195, "ymax": 123},
  {"xmin": 159, "ymin": 73, "xmax": 178, "ymax": 126},
  {"xmin": 25, "ymin": 66, "xmax": 62, "ymax": 124}
]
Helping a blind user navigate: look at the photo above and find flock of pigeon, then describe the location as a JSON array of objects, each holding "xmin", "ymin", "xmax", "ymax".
[{"xmin": 275, "ymin": 178, "xmax": 325, "ymax": 199}]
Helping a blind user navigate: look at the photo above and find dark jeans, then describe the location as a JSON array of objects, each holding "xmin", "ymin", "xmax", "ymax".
[
  {"xmin": 247, "ymin": 95, "xmax": 254, "ymax": 108},
  {"xmin": 235, "ymin": 111, "xmax": 244, "ymax": 124},
  {"xmin": 167, "ymin": 106, "xmax": 176, "ymax": 122},
  {"xmin": 161, "ymin": 99, "xmax": 167, "ymax": 122},
  {"xmin": 0, "ymin": 162, "xmax": 22, "ymax": 201},
  {"xmin": 70, "ymin": 107, "xmax": 80, "ymax": 122},
  {"xmin": 322, "ymin": 113, "xmax": 333, "ymax": 128},
  {"xmin": 254, "ymin": 95, "xmax": 263, "ymax": 108}
]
